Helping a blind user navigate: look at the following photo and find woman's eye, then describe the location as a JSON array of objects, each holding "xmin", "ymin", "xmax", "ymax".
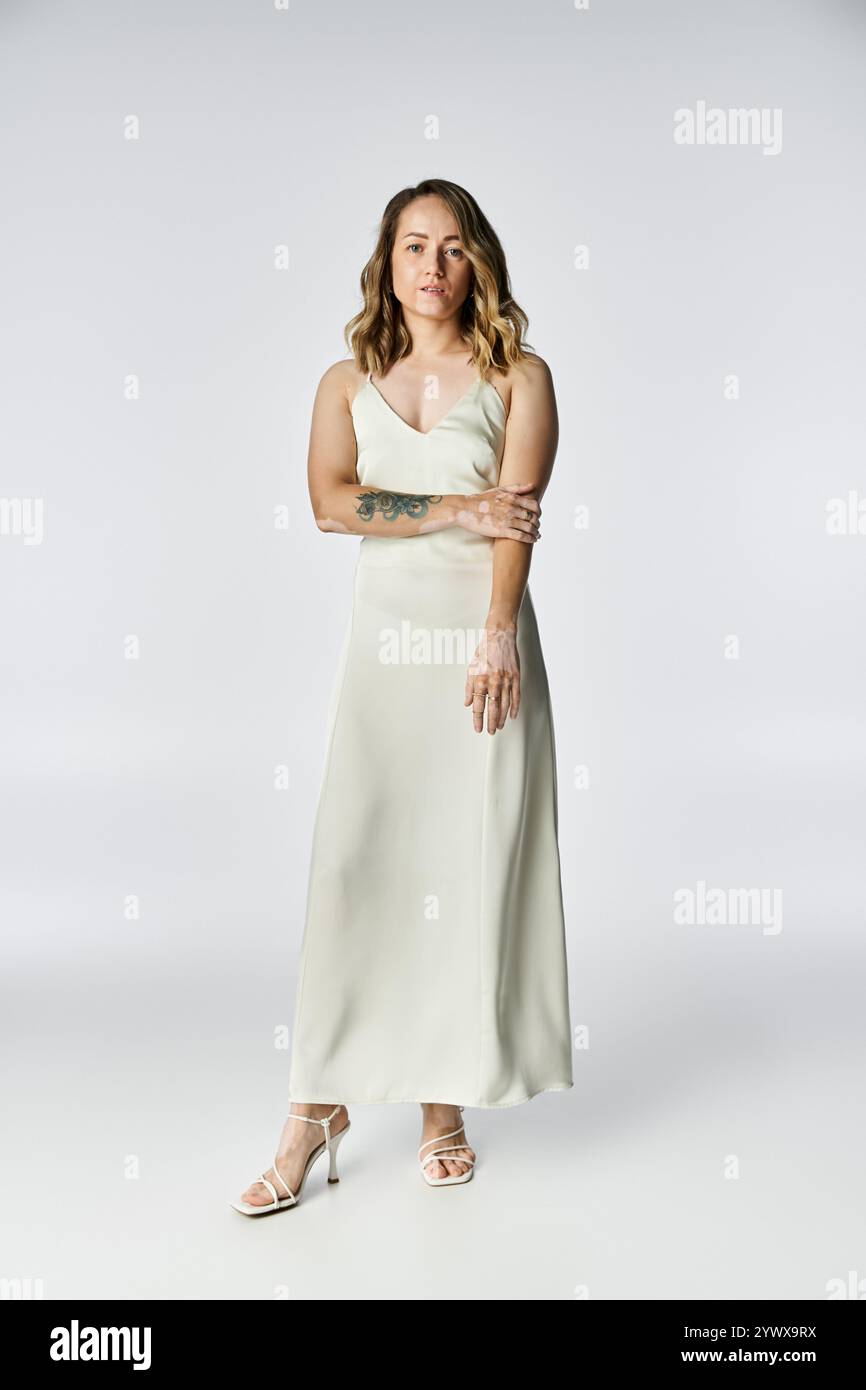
[{"xmin": 406, "ymin": 244, "xmax": 463, "ymax": 256}]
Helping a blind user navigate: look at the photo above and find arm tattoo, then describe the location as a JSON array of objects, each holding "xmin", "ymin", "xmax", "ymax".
[{"xmin": 355, "ymin": 489, "xmax": 443, "ymax": 522}]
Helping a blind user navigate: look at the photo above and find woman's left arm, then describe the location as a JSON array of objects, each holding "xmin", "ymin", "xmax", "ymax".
[{"xmin": 465, "ymin": 356, "xmax": 559, "ymax": 734}]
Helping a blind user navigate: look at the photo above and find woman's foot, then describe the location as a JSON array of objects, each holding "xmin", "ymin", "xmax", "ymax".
[
  {"xmin": 240, "ymin": 1103, "xmax": 350, "ymax": 1208},
  {"xmin": 419, "ymin": 1103, "xmax": 476, "ymax": 1180}
]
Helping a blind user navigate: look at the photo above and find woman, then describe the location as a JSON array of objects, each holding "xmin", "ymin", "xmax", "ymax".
[{"xmin": 232, "ymin": 178, "xmax": 573, "ymax": 1214}]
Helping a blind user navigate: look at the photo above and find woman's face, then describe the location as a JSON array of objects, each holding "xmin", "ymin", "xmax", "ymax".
[{"xmin": 390, "ymin": 195, "xmax": 473, "ymax": 323}]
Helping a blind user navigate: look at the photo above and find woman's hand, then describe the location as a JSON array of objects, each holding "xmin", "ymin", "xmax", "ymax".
[
  {"xmin": 453, "ymin": 484, "xmax": 541, "ymax": 544},
  {"xmin": 464, "ymin": 622, "xmax": 521, "ymax": 734}
]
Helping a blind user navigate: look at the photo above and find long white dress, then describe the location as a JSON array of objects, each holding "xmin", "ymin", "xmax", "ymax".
[{"xmin": 287, "ymin": 370, "xmax": 574, "ymax": 1108}]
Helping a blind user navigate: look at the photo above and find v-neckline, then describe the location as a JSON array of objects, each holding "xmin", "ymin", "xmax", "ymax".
[{"xmin": 364, "ymin": 376, "xmax": 503, "ymax": 438}]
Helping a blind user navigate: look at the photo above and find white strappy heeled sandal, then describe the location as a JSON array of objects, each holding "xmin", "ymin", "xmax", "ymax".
[
  {"xmin": 418, "ymin": 1106, "xmax": 476, "ymax": 1187},
  {"xmin": 231, "ymin": 1103, "xmax": 350, "ymax": 1216}
]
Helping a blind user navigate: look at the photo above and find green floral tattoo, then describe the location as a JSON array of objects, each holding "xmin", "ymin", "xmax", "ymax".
[{"xmin": 355, "ymin": 489, "xmax": 444, "ymax": 522}]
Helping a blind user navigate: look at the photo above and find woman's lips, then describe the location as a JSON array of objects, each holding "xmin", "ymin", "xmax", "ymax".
[{"xmin": 420, "ymin": 285, "xmax": 446, "ymax": 294}]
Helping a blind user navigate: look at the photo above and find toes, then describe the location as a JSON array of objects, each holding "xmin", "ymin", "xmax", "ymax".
[
  {"xmin": 243, "ymin": 1172, "xmax": 276, "ymax": 1206},
  {"xmin": 422, "ymin": 1135, "xmax": 474, "ymax": 1180},
  {"xmin": 442, "ymin": 1151, "xmax": 472, "ymax": 1177}
]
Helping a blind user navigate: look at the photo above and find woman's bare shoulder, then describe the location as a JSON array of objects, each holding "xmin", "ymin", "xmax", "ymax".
[
  {"xmin": 486, "ymin": 352, "xmax": 553, "ymax": 413},
  {"xmin": 314, "ymin": 358, "xmax": 369, "ymax": 413}
]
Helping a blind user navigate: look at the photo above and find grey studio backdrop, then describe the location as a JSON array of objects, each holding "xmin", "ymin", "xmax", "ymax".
[{"xmin": 1, "ymin": 0, "xmax": 864, "ymax": 1301}]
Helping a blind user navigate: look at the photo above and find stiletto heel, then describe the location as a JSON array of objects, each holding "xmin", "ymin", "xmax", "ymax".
[
  {"xmin": 231, "ymin": 1103, "xmax": 350, "ymax": 1216},
  {"xmin": 327, "ymin": 1125, "xmax": 348, "ymax": 1182}
]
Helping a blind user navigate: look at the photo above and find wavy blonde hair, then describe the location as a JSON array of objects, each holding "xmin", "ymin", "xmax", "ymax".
[{"xmin": 344, "ymin": 178, "xmax": 534, "ymax": 380}]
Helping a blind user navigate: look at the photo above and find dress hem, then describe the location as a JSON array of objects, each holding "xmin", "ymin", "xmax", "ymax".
[{"xmin": 286, "ymin": 1081, "xmax": 574, "ymax": 1110}]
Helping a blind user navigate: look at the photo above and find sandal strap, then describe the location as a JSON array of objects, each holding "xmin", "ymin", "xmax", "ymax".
[
  {"xmin": 287, "ymin": 1103, "xmax": 342, "ymax": 1152},
  {"xmin": 251, "ymin": 1106, "xmax": 342, "ymax": 1210},
  {"xmin": 420, "ymin": 1147, "xmax": 475, "ymax": 1172},
  {"xmin": 419, "ymin": 1109, "xmax": 472, "ymax": 1169},
  {"xmin": 421, "ymin": 1146, "xmax": 475, "ymax": 1164},
  {"xmin": 418, "ymin": 1123, "xmax": 465, "ymax": 1158},
  {"xmin": 261, "ymin": 1105, "xmax": 342, "ymax": 1207},
  {"xmin": 260, "ymin": 1168, "xmax": 296, "ymax": 1207}
]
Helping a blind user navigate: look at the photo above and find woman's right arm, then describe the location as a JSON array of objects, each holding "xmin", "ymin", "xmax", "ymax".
[{"xmin": 307, "ymin": 363, "xmax": 541, "ymax": 542}]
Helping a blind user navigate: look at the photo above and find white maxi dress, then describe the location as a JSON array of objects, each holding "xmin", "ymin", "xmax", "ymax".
[{"xmin": 287, "ymin": 370, "xmax": 574, "ymax": 1108}]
